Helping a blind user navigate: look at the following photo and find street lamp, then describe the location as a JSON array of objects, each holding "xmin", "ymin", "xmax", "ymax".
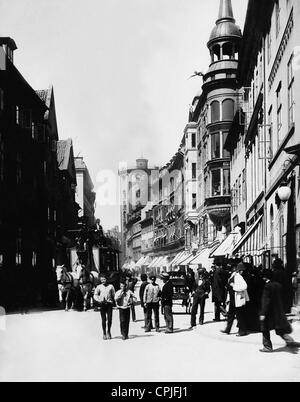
[{"xmin": 277, "ymin": 183, "xmax": 292, "ymax": 203}]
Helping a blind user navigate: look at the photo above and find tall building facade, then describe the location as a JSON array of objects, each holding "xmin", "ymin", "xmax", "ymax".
[
  {"xmin": 187, "ymin": 0, "xmax": 242, "ymax": 254},
  {"xmin": 227, "ymin": 0, "xmax": 300, "ymax": 312}
]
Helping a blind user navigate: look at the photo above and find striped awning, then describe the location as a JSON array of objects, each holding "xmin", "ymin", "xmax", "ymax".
[
  {"xmin": 170, "ymin": 251, "xmax": 186, "ymax": 267},
  {"xmin": 173, "ymin": 251, "xmax": 190, "ymax": 266},
  {"xmin": 232, "ymin": 215, "xmax": 264, "ymax": 256},
  {"xmin": 148, "ymin": 257, "xmax": 159, "ymax": 268},
  {"xmin": 210, "ymin": 229, "xmax": 242, "ymax": 258},
  {"xmin": 178, "ymin": 252, "xmax": 199, "ymax": 266},
  {"xmin": 135, "ymin": 256, "xmax": 146, "ymax": 267}
]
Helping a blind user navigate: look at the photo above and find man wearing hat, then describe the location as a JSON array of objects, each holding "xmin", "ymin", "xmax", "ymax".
[
  {"xmin": 221, "ymin": 262, "xmax": 249, "ymax": 337},
  {"xmin": 259, "ymin": 269, "xmax": 295, "ymax": 352},
  {"xmin": 161, "ymin": 273, "xmax": 174, "ymax": 334}
]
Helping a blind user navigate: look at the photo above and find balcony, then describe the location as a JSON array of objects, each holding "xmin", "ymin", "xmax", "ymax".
[{"xmin": 204, "ymin": 196, "xmax": 231, "ymax": 220}]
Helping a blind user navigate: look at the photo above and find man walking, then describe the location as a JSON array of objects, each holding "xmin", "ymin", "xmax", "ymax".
[
  {"xmin": 259, "ymin": 269, "xmax": 295, "ymax": 353},
  {"xmin": 115, "ymin": 281, "xmax": 137, "ymax": 340},
  {"xmin": 93, "ymin": 274, "xmax": 115, "ymax": 340},
  {"xmin": 221, "ymin": 263, "xmax": 249, "ymax": 337},
  {"xmin": 190, "ymin": 269, "xmax": 211, "ymax": 328},
  {"xmin": 144, "ymin": 275, "xmax": 161, "ymax": 332},
  {"xmin": 161, "ymin": 273, "xmax": 174, "ymax": 334}
]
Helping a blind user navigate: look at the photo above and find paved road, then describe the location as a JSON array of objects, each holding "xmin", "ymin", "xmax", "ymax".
[{"xmin": 0, "ymin": 286, "xmax": 300, "ymax": 382}]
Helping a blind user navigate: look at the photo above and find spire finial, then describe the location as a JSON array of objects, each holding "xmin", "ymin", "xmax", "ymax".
[{"xmin": 217, "ymin": 0, "xmax": 234, "ymax": 23}]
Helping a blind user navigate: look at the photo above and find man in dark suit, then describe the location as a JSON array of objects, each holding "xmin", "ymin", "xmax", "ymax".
[
  {"xmin": 190, "ymin": 268, "xmax": 211, "ymax": 328},
  {"xmin": 259, "ymin": 269, "xmax": 295, "ymax": 353},
  {"xmin": 211, "ymin": 262, "xmax": 229, "ymax": 321},
  {"xmin": 161, "ymin": 273, "xmax": 174, "ymax": 334}
]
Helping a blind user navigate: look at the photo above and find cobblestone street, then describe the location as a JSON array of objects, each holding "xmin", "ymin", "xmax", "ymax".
[{"xmin": 1, "ymin": 288, "xmax": 299, "ymax": 382}]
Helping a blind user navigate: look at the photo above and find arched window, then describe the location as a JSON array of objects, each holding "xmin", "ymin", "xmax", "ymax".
[
  {"xmin": 223, "ymin": 42, "xmax": 234, "ymax": 60},
  {"xmin": 211, "ymin": 101, "xmax": 220, "ymax": 123},
  {"xmin": 222, "ymin": 99, "xmax": 234, "ymax": 121},
  {"xmin": 212, "ymin": 44, "xmax": 221, "ymax": 62}
]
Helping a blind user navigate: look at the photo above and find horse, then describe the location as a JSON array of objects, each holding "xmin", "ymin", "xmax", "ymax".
[
  {"xmin": 77, "ymin": 265, "xmax": 99, "ymax": 312},
  {"xmin": 56, "ymin": 266, "xmax": 77, "ymax": 312}
]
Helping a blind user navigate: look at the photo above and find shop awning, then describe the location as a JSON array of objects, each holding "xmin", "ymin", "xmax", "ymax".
[
  {"xmin": 179, "ymin": 252, "xmax": 199, "ymax": 266},
  {"xmin": 170, "ymin": 251, "xmax": 185, "ymax": 267},
  {"xmin": 157, "ymin": 256, "xmax": 169, "ymax": 268},
  {"xmin": 135, "ymin": 256, "xmax": 146, "ymax": 267},
  {"xmin": 152, "ymin": 256, "xmax": 164, "ymax": 268},
  {"xmin": 142, "ymin": 256, "xmax": 151, "ymax": 267},
  {"xmin": 232, "ymin": 215, "xmax": 264, "ymax": 256},
  {"xmin": 148, "ymin": 257, "xmax": 159, "ymax": 268},
  {"xmin": 173, "ymin": 251, "xmax": 190, "ymax": 267},
  {"xmin": 189, "ymin": 244, "xmax": 220, "ymax": 271},
  {"xmin": 210, "ymin": 229, "xmax": 242, "ymax": 258},
  {"xmin": 128, "ymin": 260, "xmax": 136, "ymax": 272}
]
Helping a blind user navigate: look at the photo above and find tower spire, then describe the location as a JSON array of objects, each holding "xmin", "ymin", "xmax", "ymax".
[{"xmin": 217, "ymin": 0, "xmax": 235, "ymax": 23}]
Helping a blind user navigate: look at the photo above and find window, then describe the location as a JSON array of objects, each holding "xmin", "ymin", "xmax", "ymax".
[
  {"xmin": 276, "ymin": 1, "xmax": 281, "ymax": 37},
  {"xmin": 242, "ymin": 169, "xmax": 246, "ymax": 201},
  {"xmin": 16, "ymin": 106, "xmax": 20, "ymax": 125},
  {"xmin": 238, "ymin": 175, "xmax": 242, "ymax": 205},
  {"xmin": 211, "ymin": 132, "xmax": 220, "ymax": 159},
  {"xmin": 222, "ymin": 99, "xmax": 234, "ymax": 121},
  {"xmin": 212, "ymin": 169, "xmax": 221, "ymax": 196},
  {"xmin": 222, "ymin": 132, "xmax": 230, "ymax": 158},
  {"xmin": 267, "ymin": 32, "xmax": 272, "ymax": 63},
  {"xmin": 288, "ymin": 54, "xmax": 295, "ymax": 128},
  {"xmin": 211, "ymin": 101, "xmax": 220, "ymax": 123},
  {"xmin": 223, "ymin": 169, "xmax": 230, "ymax": 196},
  {"xmin": 276, "ymin": 82, "xmax": 282, "ymax": 144},
  {"xmin": 192, "ymin": 163, "xmax": 197, "ymax": 179},
  {"xmin": 191, "ymin": 133, "xmax": 196, "ymax": 148},
  {"xmin": 192, "ymin": 193, "xmax": 197, "ymax": 210},
  {"xmin": 268, "ymin": 106, "xmax": 273, "ymax": 158},
  {"xmin": 16, "ymin": 228, "xmax": 22, "ymax": 266}
]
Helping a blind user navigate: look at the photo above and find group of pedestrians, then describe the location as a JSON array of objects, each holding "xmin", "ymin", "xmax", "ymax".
[
  {"xmin": 93, "ymin": 258, "xmax": 298, "ymax": 352},
  {"xmin": 208, "ymin": 258, "xmax": 297, "ymax": 352},
  {"xmin": 93, "ymin": 271, "xmax": 174, "ymax": 340}
]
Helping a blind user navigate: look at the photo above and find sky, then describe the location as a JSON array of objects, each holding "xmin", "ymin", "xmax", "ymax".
[{"xmin": 1, "ymin": 0, "xmax": 248, "ymax": 230}]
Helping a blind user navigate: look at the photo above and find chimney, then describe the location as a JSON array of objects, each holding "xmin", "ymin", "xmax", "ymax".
[{"xmin": 0, "ymin": 37, "xmax": 17, "ymax": 67}]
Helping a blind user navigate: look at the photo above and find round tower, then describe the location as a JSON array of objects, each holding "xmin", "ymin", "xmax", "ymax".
[{"xmin": 202, "ymin": 0, "xmax": 242, "ymax": 237}]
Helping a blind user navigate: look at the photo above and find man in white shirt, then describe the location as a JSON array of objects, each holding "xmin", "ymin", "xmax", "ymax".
[
  {"xmin": 115, "ymin": 282, "xmax": 137, "ymax": 340},
  {"xmin": 94, "ymin": 274, "xmax": 115, "ymax": 340},
  {"xmin": 143, "ymin": 275, "xmax": 161, "ymax": 332}
]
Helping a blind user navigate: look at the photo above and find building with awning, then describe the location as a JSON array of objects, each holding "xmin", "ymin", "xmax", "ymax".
[
  {"xmin": 210, "ymin": 227, "xmax": 242, "ymax": 258},
  {"xmin": 231, "ymin": 215, "xmax": 264, "ymax": 265},
  {"xmin": 189, "ymin": 244, "xmax": 220, "ymax": 271},
  {"xmin": 172, "ymin": 251, "xmax": 190, "ymax": 267}
]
